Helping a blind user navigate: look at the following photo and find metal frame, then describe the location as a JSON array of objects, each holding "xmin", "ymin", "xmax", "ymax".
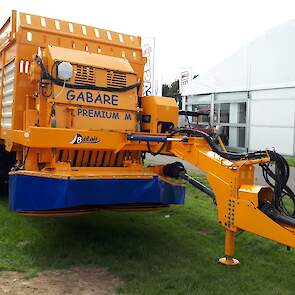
[{"xmin": 1, "ymin": 11, "xmax": 295, "ymax": 266}]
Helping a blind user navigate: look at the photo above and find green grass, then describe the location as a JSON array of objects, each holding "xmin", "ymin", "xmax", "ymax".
[
  {"xmin": 1, "ymin": 174, "xmax": 295, "ymax": 294},
  {"xmin": 286, "ymin": 156, "xmax": 295, "ymax": 167}
]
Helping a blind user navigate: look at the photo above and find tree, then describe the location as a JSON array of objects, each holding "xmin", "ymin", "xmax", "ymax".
[
  {"xmin": 161, "ymin": 80, "xmax": 182, "ymax": 109},
  {"xmin": 161, "ymin": 75, "xmax": 197, "ymax": 109},
  {"xmin": 162, "ymin": 84, "xmax": 170, "ymax": 97},
  {"xmin": 162, "ymin": 80, "xmax": 179, "ymax": 98}
]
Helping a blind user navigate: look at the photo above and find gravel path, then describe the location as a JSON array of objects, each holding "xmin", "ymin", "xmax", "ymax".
[{"xmin": 0, "ymin": 266, "xmax": 121, "ymax": 295}]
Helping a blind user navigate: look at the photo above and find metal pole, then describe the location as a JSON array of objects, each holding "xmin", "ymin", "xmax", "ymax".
[{"xmin": 210, "ymin": 93, "xmax": 215, "ymax": 126}]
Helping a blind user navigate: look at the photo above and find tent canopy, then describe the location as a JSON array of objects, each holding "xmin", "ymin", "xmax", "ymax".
[{"xmin": 184, "ymin": 19, "xmax": 295, "ymax": 96}]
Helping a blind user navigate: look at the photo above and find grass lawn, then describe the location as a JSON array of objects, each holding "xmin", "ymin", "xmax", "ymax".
[
  {"xmin": 286, "ymin": 156, "xmax": 295, "ymax": 167},
  {"xmin": 1, "ymin": 174, "xmax": 295, "ymax": 294}
]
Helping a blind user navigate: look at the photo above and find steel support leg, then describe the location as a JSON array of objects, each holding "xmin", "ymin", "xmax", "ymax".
[{"xmin": 218, "ymin": 229, "xmax": 240, "ymax": 266}]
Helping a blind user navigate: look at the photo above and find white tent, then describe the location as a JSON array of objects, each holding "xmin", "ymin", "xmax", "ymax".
[
  {"xmin": 184, "ymin": 19, "xmax": 295, "ymax": 96},
  {"xmin": 184, "ymin": 19, "xmax": 295, "ymax": 155}
]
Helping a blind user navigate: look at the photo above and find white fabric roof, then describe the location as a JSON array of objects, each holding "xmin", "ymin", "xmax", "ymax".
[{"xmin": 184, "ymin": 19, "xmax": 295, "ymax": 95}]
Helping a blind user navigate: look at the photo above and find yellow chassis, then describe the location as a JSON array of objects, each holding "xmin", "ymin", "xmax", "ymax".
[{"xmin": 3, "ymin": 126, "xmax": 295, "ymax": 265}]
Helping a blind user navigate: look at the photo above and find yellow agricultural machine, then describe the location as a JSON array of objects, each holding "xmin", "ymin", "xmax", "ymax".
[{"xmin": 1, "ymin": 10, "xmax": 295, "ymax": 265}]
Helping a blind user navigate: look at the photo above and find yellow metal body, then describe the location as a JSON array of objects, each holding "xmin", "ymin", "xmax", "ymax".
[
  {"xmin": 44, "ymin": 46, "xmax": 139, "ymax": 132},
  {"xmin": 141, "ymin": 96, "xmax": 179, "ymax": 133},
  {"xmin": 1, "ymin": 11, "xmax": 295, "ymax": 265}
]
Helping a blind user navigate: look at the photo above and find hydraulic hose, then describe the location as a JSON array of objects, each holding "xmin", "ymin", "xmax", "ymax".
[
  {"xmin": 165, "ymin": 127, "xmax": 295, "ymax": 224},
  {"xmin": 179, "ymin": 172, "xmax": 215, "ymax": 201},
  {"xmin": 261, "ymin": 202, "xmax": 295, "ymax": 227},
  {"xmin": 163, "ymin": 161, "xmax": 215, "ymax": 202},
  {"xmin": 38, "ymin": 58, "xmax": 140, "ymax": 93},
  {"xmin": 47, "ymin": 74, "xmax": 140, "ymax": 93}
]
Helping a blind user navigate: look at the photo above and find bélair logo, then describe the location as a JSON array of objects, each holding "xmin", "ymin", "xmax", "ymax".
[{"xmin": 70, "ymin": 133, "xmax": 100, "ymax": 144}]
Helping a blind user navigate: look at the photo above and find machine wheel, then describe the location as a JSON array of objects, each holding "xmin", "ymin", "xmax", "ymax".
[{"xmin": 0, "ymin": 145, "xmax": 16, "ymax": 197}]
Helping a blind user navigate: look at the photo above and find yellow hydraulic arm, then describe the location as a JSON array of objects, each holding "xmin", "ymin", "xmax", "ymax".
[
  {"xmin": 131, "ymin": 129, "xmax": 295, "ymax": 266},
  {"xmin": 165, "ymin": 134, "xmax": 295, "ymax": 265}
]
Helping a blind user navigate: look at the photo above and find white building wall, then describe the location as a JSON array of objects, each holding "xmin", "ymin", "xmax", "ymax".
[
  {"xmin": 249, "ymin": 126, "xmax": 294, "ymax": 155},
  {"xmin": 249, "ymin": 88, "xmax": 295, "ymax": 155},
  {"xmin": 187, "ymin": 94, "xmax": 211, "ymax": 105},
  {"xmin": 215, "ymin": 91, "xmax": 248, "ymax": 102}
]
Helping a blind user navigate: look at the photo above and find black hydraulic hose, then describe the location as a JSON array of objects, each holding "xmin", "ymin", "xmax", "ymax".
[
  {"xmin": 167, "ymin": 127, "xmax": 295, "ymax": 224},
  {"xmin": 162, "ymin": 161, "xmax": 215, "ymax": 202},
  {"xmin": 147, "ymin": 140, "xmax": 167, "ymax": 156},
  {"xmin": 261, "ymin": 202, "xmax": 295, "ymax": 227},
  {"xmin": 260, "ymin": 152, "xmax": 295, "ymax": 217},
  {"xmin": 47, "ymin": 74, "xmax": 140, "ymax": 93},
  {"xmin": 179, "ymin": 172, "xmax": 215, "ymax": 201},
  {"xmin": 39, "ymin": 58, "xmax": 140, "ymax": 93},
  {"xmin": 169, "ymin": 128, "xmax": 268, "ymax": 161}
]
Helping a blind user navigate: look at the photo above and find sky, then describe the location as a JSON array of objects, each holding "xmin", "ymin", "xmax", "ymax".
[{"xmin": 1, "ymin": 0, "xmax": 295, "ymax": 84}]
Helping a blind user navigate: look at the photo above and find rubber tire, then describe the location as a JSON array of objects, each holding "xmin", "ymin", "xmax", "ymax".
[{"xmin": 0, "ymin": 145, "xmax": 16, "ymax": 197}]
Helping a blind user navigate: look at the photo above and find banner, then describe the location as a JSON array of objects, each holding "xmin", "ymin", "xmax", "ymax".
[
  {"xmin": 179, "ymin": 68, "xmax": 192, "ymax": 94},
  {"xmin": 142, "ymin": 37, "xmax": 155, "ymax": 96}
]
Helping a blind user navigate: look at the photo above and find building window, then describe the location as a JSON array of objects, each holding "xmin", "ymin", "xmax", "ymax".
[
  {"xmin": 192, "ymin": 104, "xmax": 210, "ymax": 124},
  {"xmin": 238, "ymin": 102, "xmax": 246, "ymax": 123},
  {"xmin": 238, "ymin": 126, "xmax": 246, "ymax": 147},
  {"xmin": 220, "ymin": 126, "xmax": 229, "ymax": 146},
  {"xmin": 214, "ymin": 101, "xmax": 247, "ymax": 150},
  {"xmin": 220, "ymin": 103, "xmax": 230, "ymax": 123},
  {"xmin": 229, "ymin": 126, "xmax": 246, "ymax": 148}
]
